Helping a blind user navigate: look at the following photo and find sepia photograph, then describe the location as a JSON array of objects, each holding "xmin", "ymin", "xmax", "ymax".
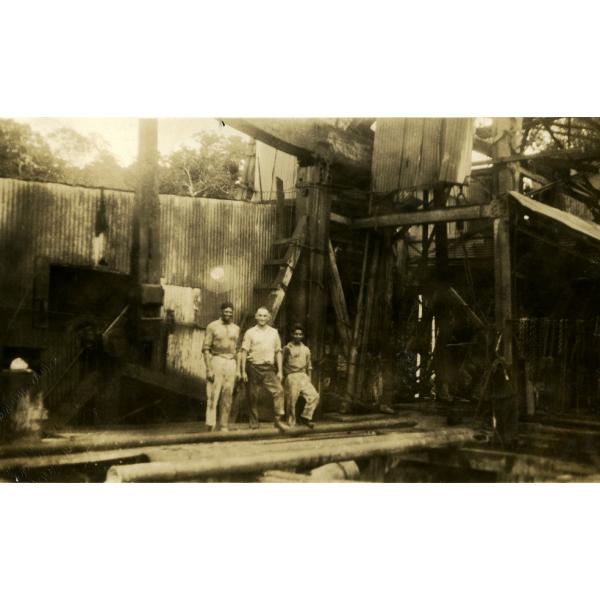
[
  {"xmin": 4, "ymin": 3, "xmax": 600, "ymax": 600},
  {"xmin": 2, "ymin": 116, "xmax": 600, "ymax": 483}
]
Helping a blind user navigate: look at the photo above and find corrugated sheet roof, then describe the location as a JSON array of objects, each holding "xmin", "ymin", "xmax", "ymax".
[{"xmin": 510, "ymin": 191, "xmax": 600, "ymax": 244}]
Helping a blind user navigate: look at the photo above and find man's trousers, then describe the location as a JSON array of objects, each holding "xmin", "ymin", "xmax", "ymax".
[
  {"xmin": 205, "ymin": 355, "xmax": 236, "ymax": 428},
  {"xmin": 246, "ymin": 362, "xmax": 284, "ymax": 426}
]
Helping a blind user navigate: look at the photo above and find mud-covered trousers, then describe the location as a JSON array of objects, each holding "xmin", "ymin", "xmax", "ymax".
[
  {"xmin": 284, "ymin": 372, "xmax": 319, "ymax": 426},
  {"xmin": 246, "ymin": 362, "xmax": 284, "ymax": 427}
]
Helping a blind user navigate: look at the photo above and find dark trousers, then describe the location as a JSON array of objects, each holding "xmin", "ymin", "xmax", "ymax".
[{"xmin": 246, "ymin": 362, "xmax": 285, "ymax": 426}]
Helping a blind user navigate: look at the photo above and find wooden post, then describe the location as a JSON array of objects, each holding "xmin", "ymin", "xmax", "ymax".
[
  {"xmin": 418, "ymin": 190, "xmax": 434, "ymax": 399},
  {"xmin": 306, "ymin": 165, "xmax": 331, "ymax": 394},
  {"xmin": 287, "ymin": 165, "xmax": 330, "ymax": 397},
  {"xmin": 275, "ymin": 177, "xmax": 287, "ymax": 242},
  {"xmin": 287, "ymin": 167, "xmax": 310, "ymax": 326},
  {"xmin": 345, "ymin": 233, "xmax": 370, "ymax": 401},
  {"xmin": 490, "ymin": 117, "xmax": 521, "ymax": 442},
  {"xmin": 327, "ymin": 239, "xmax": 352, "ymax": 357},
  {"xmin": 356, "ymin": 235, "xmax": 381, "ymax": 400},
  {"xmin": 433, "ymin": 184, "xmax": 451, "ymax": 401},
  {"xmin": 132, "ymin": 119, "xmax": 164, "ymax": 368},
  {"xmin": 134, "ymin": 119, "xmax": 161, "ymax": 285}
]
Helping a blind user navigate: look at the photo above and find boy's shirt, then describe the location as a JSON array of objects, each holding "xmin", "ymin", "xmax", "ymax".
[{"xmin": 283, "ymin": 342, "xmax": 311, "ymax": 376}]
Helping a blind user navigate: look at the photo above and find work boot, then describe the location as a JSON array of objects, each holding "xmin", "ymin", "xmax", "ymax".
[
  {"xmin": 299, "ymin": 416, "xmax": 315, "ymax": 429},
  {"xmin": 205, "ymin": 424, "xmax": 215, "ymax": 433},
  {"xmin": 274, "ymin": 416, "xmax": 290, "ymax": 433}
]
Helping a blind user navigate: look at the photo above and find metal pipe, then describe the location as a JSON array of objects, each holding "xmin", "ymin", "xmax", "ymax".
[
  {"xmin": 106, "ymin": 427, "xmax": 482, "ymax": 482},
  {"xmin": 0, "ymin": 417, "xmax": 418, "ymax": 460}
]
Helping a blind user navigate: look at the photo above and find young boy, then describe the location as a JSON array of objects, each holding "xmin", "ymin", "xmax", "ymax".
[{"xmin": 282, "ymin": 323, "xmax": 319, "ymax": 428}]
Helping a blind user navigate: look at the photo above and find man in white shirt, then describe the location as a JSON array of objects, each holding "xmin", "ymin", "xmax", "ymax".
[
  {"xmin": 202, "ymin": 302, "xmax": 240, "ymax": 432},
  {"xmin": 240, "ymin": 306, "xmax": 289, "ymax": 433}
]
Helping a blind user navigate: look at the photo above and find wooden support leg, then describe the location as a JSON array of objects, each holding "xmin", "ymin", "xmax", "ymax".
[
  {"xmin": 345, "ymin": 233, "xmax": 370, "ymax": 402},
  {"xmin": 493, "ymin": 201, "xmax": 517, "ymax": 442},
  {"xmin": 356, "ymin": 235, "xmax": 381, "ymax": 401}
]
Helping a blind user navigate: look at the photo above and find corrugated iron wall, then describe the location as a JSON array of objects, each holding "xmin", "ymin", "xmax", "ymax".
[
  {"xmin": 165, "ymin": 327, "xmax": 207, "ymax": 380},
  {"xmin": 0, "ymin": 178, "xmax": 277, "ymax": 322},
  {"xmin": 159, "ymin": 194, "xmax": 276, "ymax": 325},
  {"xmin": 0, "ymin": 179, "xmax": 134, "ymax": 307},
  {"xmin": 0, "ymin": 177, "xmax": 278, "ymax": 387}
]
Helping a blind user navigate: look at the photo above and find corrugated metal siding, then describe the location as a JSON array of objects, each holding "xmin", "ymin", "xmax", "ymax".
[
  {"xmin": 0, "ymin": 179, "xmax": 278, "ymax": 325},
  {"xmin": 253, "ymin": 140, "xmax": 298, "ymax": 201},
  {"xmin": 372, "ymin": 118, "xmax": 474, "ymax": 193},
  {"xmin": 0, "ymin": 178, "xmax": 134, "ymax": 308},
  {"xmin": 165, "ymin": 326, "xmax": 206, "ymax": 380},
  {"xmin": 159, "ymin": 195, "xmax": 277, "ymax": 325},
  {"xmin": 0, "ymin": 178, "xmax": 279, "ymax": 384}
]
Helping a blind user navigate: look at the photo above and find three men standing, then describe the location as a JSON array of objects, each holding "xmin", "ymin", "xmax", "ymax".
[{"xmin": 203, "ymin": 304, "xmax": 317, "ymax": 433}]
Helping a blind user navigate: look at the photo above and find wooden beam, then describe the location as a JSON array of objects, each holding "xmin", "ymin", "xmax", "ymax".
[
  {"xmin": 121, "ymin": 363, "xmax": 200, "ymax": 400},
  {"xmin": 275, "ymin": 177, "xmax": 286, "ymax": 240},
  {"xmin": 223, "ymin": 119, "xmax": 314, "ymax": 163},
  {"xmin": 472, "ymin": 146, "xmax": 600, "ymax": 167},
  {"xmin": 518, "ymin": 166, "xmax": 550, "ymax": 186},
  {"xmin": 306, "ymin": 166, "xmax": 332, "ymax": 397},
  {"xmin": 490, "ymin": 118, "xmax": 518, "ymax": 443},
  {"xmin": 266, "ymin": 217, "xmax": 307, "ymax": 319},
  {"xmin": 330, "ymin": 212, "xmax": 353, "ymax": 226},
  {"xmin": 352, "ymin": 203, "xmax": 496, "ymax": 229},
  {"xmin": 223, "ymin": 118, "xmax": 373, "ymax": 173},
  {"xmin": 134, "ymin": 119, "xmax": 161, "ymax": 284},
  {"xmin": 356, "ymin": 235, "xmax": 381, "ymax": 398},
  {"xmin": 327, "ymin": 239, "xmax": 352, "ymax": 356},
  {"xmin": 446, "ymin": 287, "xmax": 486, "ymax": 329},
  {"xmin": 345, "ymin": 233, "xmax": 371, "ymax": 400}
]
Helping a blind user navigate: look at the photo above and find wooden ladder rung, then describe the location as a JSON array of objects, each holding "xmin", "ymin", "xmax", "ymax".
[
  {"xmin": 272, "ymin": 237, "xmax": 301, "ymax": 246},
  {"xmin": 264, "ymin": 258, "xmax": 290, "ymax": 267}
]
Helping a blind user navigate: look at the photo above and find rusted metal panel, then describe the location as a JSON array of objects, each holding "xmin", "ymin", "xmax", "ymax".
[{"xmin": 372, "ymin": 118, "xmax": 474, "ymax": 193}]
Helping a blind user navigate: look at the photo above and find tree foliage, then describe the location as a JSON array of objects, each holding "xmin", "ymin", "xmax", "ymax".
[
  {"xmin": 0, "ymin": 120, "xmax": 249, "ymax": 199},
  {"xmin": 0, "ymin": 119, "xmax": 65, "ymax": 181},
  {"xmin": 522, "ymin": 117, "xmax": 600, "ymax": 154},
  {"xmin": 158, "ymin": 132, "xmax": 248, "ymax": 198}
]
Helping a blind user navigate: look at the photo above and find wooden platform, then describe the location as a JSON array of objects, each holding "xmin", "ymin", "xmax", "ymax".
[{"xmin": 2, "ymin": 408, "xmax": 600, "ymax": 482}]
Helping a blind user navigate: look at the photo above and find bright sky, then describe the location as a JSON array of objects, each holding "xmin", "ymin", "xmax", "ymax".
[{"xmin": 18, "ymin": 118, "xmax": 247, "ymax": 166}]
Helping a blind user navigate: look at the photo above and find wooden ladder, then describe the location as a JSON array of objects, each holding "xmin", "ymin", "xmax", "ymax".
[
  {"xmin": 259, "ymin": 215, "xmax": 307, "ymax": 321},
  {"xmin": 239, "ymin": 215, "xmax": 307, "ymax": 334}
]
